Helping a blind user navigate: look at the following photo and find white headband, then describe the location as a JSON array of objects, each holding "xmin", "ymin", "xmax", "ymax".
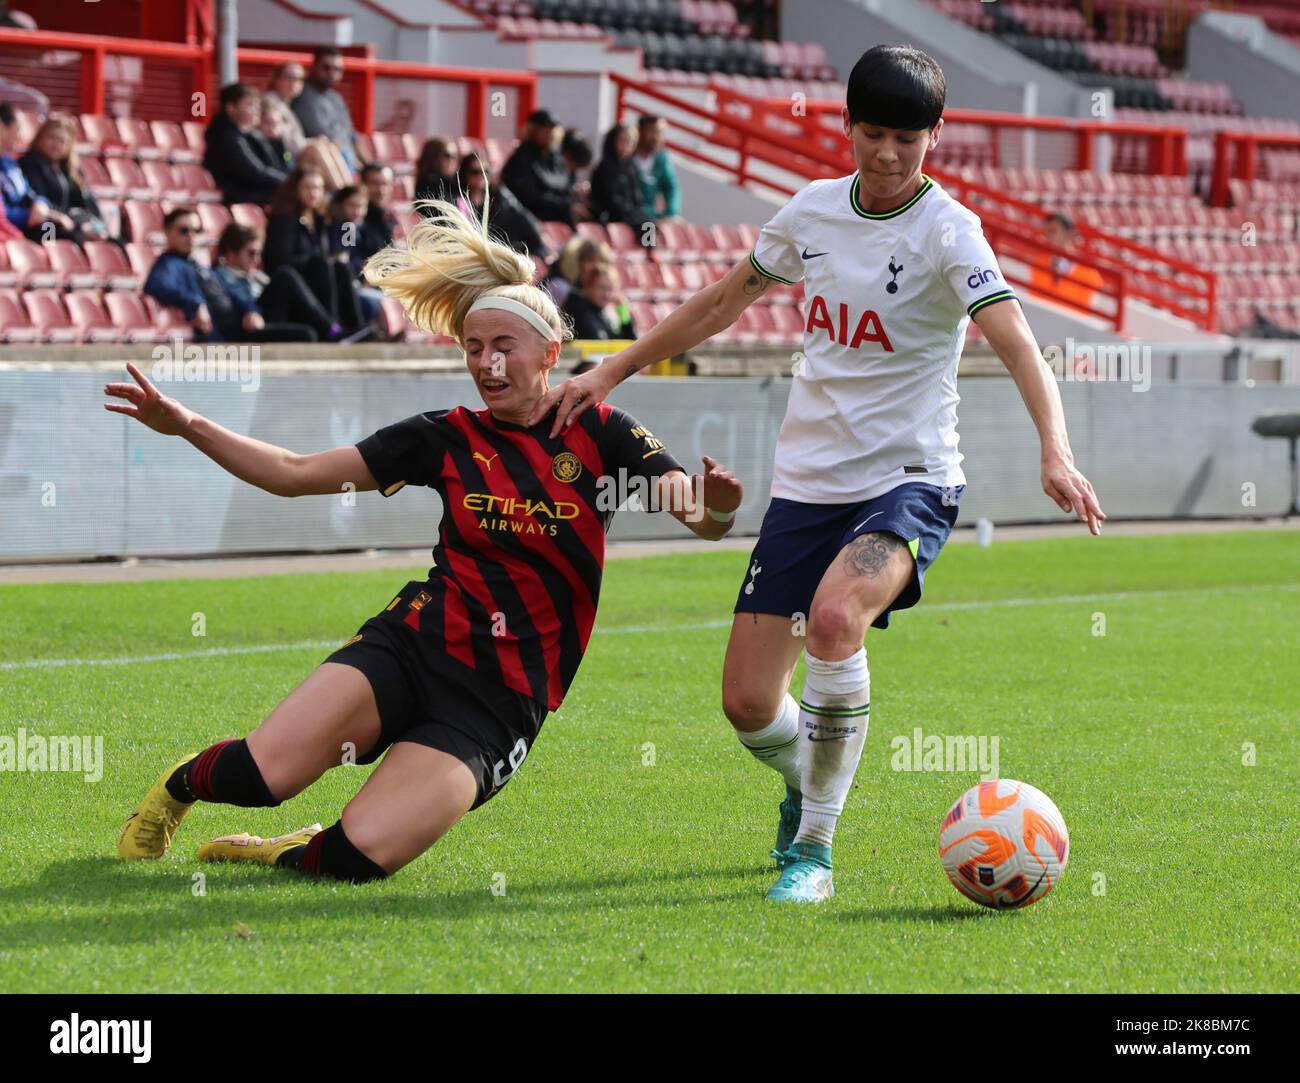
[{"xmin": 466, "ymin": 295, "xmax": 558, "ymax": 342}]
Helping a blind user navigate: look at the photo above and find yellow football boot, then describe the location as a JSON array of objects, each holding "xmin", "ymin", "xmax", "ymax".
[
  {"xmin": 196, "ymin": 824, "xmax": 323, "ymax": 866},
  {"xmin": 116, "ymin": 755, "xmax": 197, "ymax": 860}
]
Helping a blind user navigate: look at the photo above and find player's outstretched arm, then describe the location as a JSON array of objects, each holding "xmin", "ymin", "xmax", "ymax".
[
  {"xmin": 103, "ymin": 361, "xmax": 379, "ymax": 498},
  {"xmin": 529, "ymin": 256, "xmax": 776, "ymax": 435},
  {"xmin": 658, "ymin": 455, "xmax": 744, "ymax": 542},
  {"xmin": 973, "ymin": 301, "xmax": 1106, "ymax": 535}
]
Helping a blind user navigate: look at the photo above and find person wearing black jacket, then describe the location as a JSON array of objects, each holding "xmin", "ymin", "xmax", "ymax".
[
  {"xmin": 589, "ymin": 123, "xmax": 645, "ymax": 229},
  {"xmin": 563, "ymin": 262, "xmax": 635, "ymax": 341},
  {"xmin": 447, "ymin": 154, "xmax": 548, "ymax": 262},
  {"xmin": 18, "ymin": 114, "xmax": 111, "ymax": 245},
  {"xmin": 204, "ymin": 84, "xmax": 287, "ymax": 207},
  {"xmin": 264, "ymin": 167, "xmax": 365, "ymax": 336},
  {"xmin": 500, "ymin": 109, "xmax": 587, "ymax": 225},
  {"xmin": 412, "ymin": 137, "xmax": 458, "ymax": 206}
]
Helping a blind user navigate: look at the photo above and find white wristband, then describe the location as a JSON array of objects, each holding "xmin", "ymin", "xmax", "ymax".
[{"xmin": 706, "ymin": 506, "xmax": 735, "ymax": 523}]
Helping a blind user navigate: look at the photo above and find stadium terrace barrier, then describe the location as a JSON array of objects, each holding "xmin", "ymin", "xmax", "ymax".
[
  {"xmin": 2, "ymin": 369, "xmax": 1296, "ymax": 562},
  {"xmin": 612, "ymin": 74, "xmax": 1215, "ymax": 333},
  {"xmin": 0, "ymin": 27, "xmax": 535, "ymax": 140},
  {"xmin": 1210, "ymin": 130, "xmax": 1300, "ymax": 207},
  {"xmin": 714, "ymin": 88, "xmax": 1190, "ymax": 176}
]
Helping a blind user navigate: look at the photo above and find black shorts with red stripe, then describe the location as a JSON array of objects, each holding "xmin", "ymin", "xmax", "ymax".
[{"xmin": 324, "ymin": 583, "xmax": 547, "ymax": 809}]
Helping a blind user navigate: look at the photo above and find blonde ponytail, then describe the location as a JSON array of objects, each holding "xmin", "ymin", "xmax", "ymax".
[{"xmin": 363, "ymin": 179, "xmax": 570, "ymax": 346}]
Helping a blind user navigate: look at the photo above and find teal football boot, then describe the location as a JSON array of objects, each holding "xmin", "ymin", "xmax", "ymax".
[
  {"xmin": 770, "ymin": 786, "xmax": 802, "ymax": 867},
  {"xmin": 765, "ymin": 841, "xmax": 834, "ymax": 902}
]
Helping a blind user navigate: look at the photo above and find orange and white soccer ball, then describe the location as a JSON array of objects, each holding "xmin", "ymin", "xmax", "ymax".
[{"xmin": 938, "ymin": 780, "xmax": 1069, "ymax": 909}]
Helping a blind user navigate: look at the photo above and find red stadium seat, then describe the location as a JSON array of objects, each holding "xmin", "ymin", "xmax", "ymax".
[
  {"xmin": 182, "ymin": 122, "xmax": 206, "ymax": 156},
  {"xmin": 150, "ymin": 120, "xmax": 201, "ymax": 164},
  {"xmin": 144, "ymin": 294, "xmax": 196, "ymax": 338},
  {"xmin": 22, "ymin": 289, "xmax": 81, "ymax": 343},
  {"xmin": 122, "ymin": 201, "xmax": 166, "ymax": 246},
  {"xmin": 80, "ymin": 155, "xmax": 117, "ymax": 198},
  {"xmin": 229, "ymin": 203, "xmax": 268, "ymax": 231},
  {"xmin": 196, "ymin": 203, "xmax": 232, "ymax": 238},
  {"xmin": 65, "ymin": 290, "xmax": 124, "ymax": 343},
  {"xmin": 0, "ymin": 289, "xmax": 40, "ymax": 342},
  {"xmin": 106, "ymin": 158, "xmax": 152, "ymax": 201},
  {"xmin": 540, "ymin": 221, "xmax": 573, "ymax": 252},
  {"xmin": 5, "ymin": 239, "xmax": 61, "ymax": 288},
  {"xmin": 47, "ymin": 239, "xmax": 100, "ymax": 289},
  {"xmin": 0, "ymin": 243, "xmax": 15, "ymax": 288},
  {"xmin": 174, "ymin": 163, "xmax": 222, "ymax": 202},
  {"xmin": 141, "ymin": 160, "xmax": 189, "ymax": 201},
  {"xmin": 80, "ymin": 114, "xmax": 125, "ymax": 157},
  {"xmin": 575, "ymin": 222, "xmax": 610, "ymax": 247},
  {"xmin": 116, "ymin": 117, "xmax": 162, "ymax": 160},
  {"xmin": 84, "ymin": 241, "xmax": 139, "ymax": 289},
  {"xmin": 103, "ymin": 291, "xmax": 166, "ymax": 343}
]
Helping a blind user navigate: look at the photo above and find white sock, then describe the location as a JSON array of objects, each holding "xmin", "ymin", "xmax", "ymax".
[
  {"xmin": 736, "ymin": 693, "xmax": 801, "ymax": 794},
  {"xmin": 794, "ymin": 648, "xmax": 870, "ymax": 849}
]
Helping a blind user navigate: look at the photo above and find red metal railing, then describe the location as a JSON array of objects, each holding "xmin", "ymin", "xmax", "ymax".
[
  {"xmin": 714, "ymin": 88, "xmax": 1189, "ymax": 176},
  {"xmin": 612, "ymin": 73, "xmax": 1217, "ymax": 332},
  {"xmin": 0, "ymin": 27, "xmax": 535, "ymax": 138},
  {"xmin": 1210, "ymin": 130, "xmax": 1300, "ymax": 207}
]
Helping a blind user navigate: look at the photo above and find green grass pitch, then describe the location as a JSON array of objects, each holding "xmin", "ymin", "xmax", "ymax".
[{"xmin": 0, "ymin": 529, "xmax": 1295, "ymax": 993}]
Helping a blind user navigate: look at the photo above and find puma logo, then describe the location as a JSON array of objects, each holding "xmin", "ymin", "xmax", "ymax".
[
  {"xmin": 744, "ymin": 560, "xmax": 762, "ymax": 595},
  {"xmin": 473, "ymin": 451, "xmax": 499, "ymax": 472}
]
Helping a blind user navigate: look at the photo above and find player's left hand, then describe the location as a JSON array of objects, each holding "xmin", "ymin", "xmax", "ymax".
[
  {"xmin": 1042, "ymin": 453, "xmax": 1105, "ymax": 535},
  {"xmin": 700, "ymin": 455, "xmax": 742, "ymax": 515}
]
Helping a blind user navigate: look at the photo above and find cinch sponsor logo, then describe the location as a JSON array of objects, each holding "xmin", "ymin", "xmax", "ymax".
[
  {"xmin": 49, "ymin": 1014, "xmax": 151, "ymax": 1063},
  {"xmin": 967, "ymin": 266, "xmax": 1000, "ymax": 290},
  {"xmin": 804, "ymin": 295, "xmax": 895, "ymax": 351}
]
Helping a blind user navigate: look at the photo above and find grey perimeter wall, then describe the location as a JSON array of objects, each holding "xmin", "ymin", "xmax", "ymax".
[{"xmin": 1, "ymin": 371, "xmax": 1296, "ymax": 562}]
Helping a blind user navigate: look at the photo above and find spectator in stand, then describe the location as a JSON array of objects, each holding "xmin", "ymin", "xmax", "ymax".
[
  {"xmin": 632, "ymin": 114, "xmax": 681, "ymax": 222},
  {"xmin": 413, "ymin": 136, "xmax": 459, "ymax": 206},
  {"xmin": 291, "ymin": 46, "xmax": 359, "ymax": 173},
  {"xmin": 1, "ymin": 102, "xmax": 75, "ymax": 242},
  {"xmin": 590, "ymin": 122, "xmax": 645, "ymax": 229},
  {"xmin": 215, "ymin": 222, "xmax": 341, "ymax": 342},
  {"xmin": 264, "ymin": 64, "xmax": 353, "ymax": 189},
  {"xmin": 19, "ymin": 113, "xmax": 113, "ymax": 245},
  {"xmin": 204, "ymin": 84, "xmax": 286, "ymax": 207},
  {"xmin": 501, "ymin": 108, "xmax": 588, "ymax": 225},
  {"xmin": 360, "ymin": 161, "xmax": 397, "ymax": 258},
  {"xmin": 258, "ymin": 101, "xmax": 293, "ymax": 172},
  {"xmin": 447, "ymin": 153, "xmax": 548, "ymax": 262},
  {"xmin": 542, "ymin": 235, "xmax": 611, "ymax": 308},
  {"xmin": 144, "ymin": 207, "xmax": 315, "ymax": 343},
  {"xmin": 563, "ymin": 261, "xmax": 636, "ymax": 341},
  {"xmin": 1030, "ymin": 211, "xmax": 1104, "ymax": 311},
  {"xmin": 264, "ymin": 167, "xmax": 366, "ymax": 340},
  {"xmin": 560, "ymin": 128, "xmax": 593, "ymax": 210},
  {"xmin": 328, "ymin": 185, "xmax": 386, "ymax": 331}
]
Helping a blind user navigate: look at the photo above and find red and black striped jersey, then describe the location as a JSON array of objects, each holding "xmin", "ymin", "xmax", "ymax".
[{"xmin": 356, "ymin": 402, "xmax": 685, "ymax": 711}]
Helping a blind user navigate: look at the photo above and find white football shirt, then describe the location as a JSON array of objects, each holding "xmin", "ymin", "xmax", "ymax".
[{"xmin": 750, "ymin": 172, "xmax": 1017, "ymax": 504}]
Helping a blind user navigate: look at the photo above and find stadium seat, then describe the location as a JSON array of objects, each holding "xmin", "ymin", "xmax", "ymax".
[
  {"xmin": 122, "ymin": 201, "xmax": 166, "ymax": 246},
  {"xmin": 229, "ymin": 203, "xmax": 268, "ymax": 231},
  {"xmin": 46, "ymin": 239, "xmax": 100, "ymax": 289},
  {"xmin": 103, "ymin": 291, "xmax": 166, "ymax": 343},
  {"xmin": 65, "ymin": 291, "xmax": 125, "ymax": 343},
  {"xmin": 150, "ymin": 120, "xmax": 201, "ymax": 164},
  {"xmin": 4, "ymin": 239, "xmax": 61, "ymax": 289},
  {"xmin": 80, "ymin": 113, "xmax": 125, "ymax": 157},
  {"xmin": 0, "ymin": 243, "xmax": 15, "ymax": 288},
  {"xmin": 22, "ymin": 289, "xmax": 81, "ymax": 343},
  {"xmin": 0, "ymin": 289, "xmax": 40, "ymax": 342},
  {"xmin": 83, "ymin": 241, "xmax": 139, "ymax": 289},
  {"xmin": 116, "ymin": 116, "xmax": 162, "ymax": 160},
  {"xmin": 144, "ymin": 295, "xmax": 196, "ymax": 339},
  {"xmin": 196, "ymin": 203, "xmax": 232, "ymax": 238}
]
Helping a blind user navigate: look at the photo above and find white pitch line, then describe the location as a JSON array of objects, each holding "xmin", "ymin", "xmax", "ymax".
[{"xmin": 1, "ymin": 582, "xmax": 1294, "ymax": 672}]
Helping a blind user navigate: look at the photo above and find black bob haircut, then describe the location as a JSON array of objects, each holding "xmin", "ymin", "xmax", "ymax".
[{"xmin": 846, "ymin": 45, "xmax": 946, "ymax": 132}]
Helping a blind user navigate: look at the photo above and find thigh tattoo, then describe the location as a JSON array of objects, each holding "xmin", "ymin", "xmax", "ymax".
[{"xmin": 843, "ymin": 532, "xmax": 903, "ymax": 578}]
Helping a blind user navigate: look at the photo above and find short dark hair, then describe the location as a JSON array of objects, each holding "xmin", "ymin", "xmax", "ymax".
[
  {"xmin": 360, "ymin": 160, "xmax": 390, "ymax": 180},
  {"xmin": 163, "ymin": 206, "xmax": 199, "ymax": 230},
  {"xmin": 561, "ymin": 130, "xmax": 592, "ymax": 168},
  {"xmin": 637, "ymin": 114, "xmax": 663, "ymax": 131},
  {"xmin": 1045, "ymin": 211, "xmax": 1075, "ymax": 232},
  {"xmin": 0, "ymin": 102, "xmax": 16, "ymax": 128},
  {"xmin": 217, "ymin": 222, "xmax": 263, "ymax": 255},
  {"xmin": 219, "ymin": 83, "xmax": 259, "ymax": 110},
  {"xmin": 313, "ymin": 46, "xmax": 342, "ymax": 62},
  {"xmin": 846, "ymin": 45, "xmax": 945, "ymax": 131}
]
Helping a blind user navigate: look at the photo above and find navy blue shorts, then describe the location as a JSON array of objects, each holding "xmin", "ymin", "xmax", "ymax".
[{"xmin": 734, "ymin": 483, "xmax": 964, "ymax": 629}]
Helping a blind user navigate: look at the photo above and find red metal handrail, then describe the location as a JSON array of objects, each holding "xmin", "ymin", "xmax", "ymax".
[
  {"xmin": 1210, "ymin": 130, "xmax": 1300, "ymax": 207},
  {"xmin": 612, "ymin": 73, "xmax": 1217, "ymax": 332}
]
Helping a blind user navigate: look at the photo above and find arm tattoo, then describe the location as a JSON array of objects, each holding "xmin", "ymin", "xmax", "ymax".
[
  {"xmin": 742, "ymin": 272, "xmax": 771, "ymax": 297},
  {"xmin": 621, "ymin": 363, "xmax": 638, "ymax": 383},
  {"xmin": 843, "ymin": 532, "xmax": 904, "ymax": 578}
]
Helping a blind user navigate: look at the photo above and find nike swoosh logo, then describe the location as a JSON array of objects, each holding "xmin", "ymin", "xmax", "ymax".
[
  {"xmin": 851, "ymin": 510, "xmax": 884, "ymax": 533},
  {"xmin": 801, "ymin": 248, "xmax": 828, "ymax": 259},
  {"xmin": 807, "ymin": 735, "xmax": 853, "ymax": 742}
]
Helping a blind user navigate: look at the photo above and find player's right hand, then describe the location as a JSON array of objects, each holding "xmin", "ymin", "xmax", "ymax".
[
  {"xmin": 529, "ymin": 359, "xmax": 620, "ymax": 437},
  {"xmin": 103, "ymin": 361, "xmax": 195, "ymax": 437}
]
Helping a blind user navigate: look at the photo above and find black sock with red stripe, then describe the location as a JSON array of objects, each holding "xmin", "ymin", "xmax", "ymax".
[
  {"xmin": 165, "ymin": 739, "xmax": 280, "ymax": 807},
  {"xmin": 276, "ymin": 821, "xmax": 387, "ymax": 882}
]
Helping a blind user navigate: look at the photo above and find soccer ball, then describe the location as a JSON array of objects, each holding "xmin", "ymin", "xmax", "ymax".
[{"xmin": 938, "ymin": 780, "xmax": 1069, "ymax": 909}]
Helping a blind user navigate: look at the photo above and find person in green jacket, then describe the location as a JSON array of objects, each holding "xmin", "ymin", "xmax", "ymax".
[{"xmin": 631, "ymin": 115, "xmax": 681, "ymax": 222}]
